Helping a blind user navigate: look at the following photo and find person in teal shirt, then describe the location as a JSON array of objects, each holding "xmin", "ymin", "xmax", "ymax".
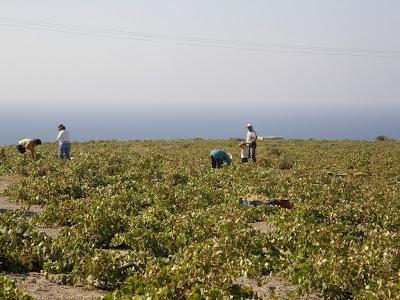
[{"xmin": 210, "ymin": 149, "xmax": 232, "ymax": 168}]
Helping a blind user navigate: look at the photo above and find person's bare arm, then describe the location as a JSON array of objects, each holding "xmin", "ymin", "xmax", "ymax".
[
  {"xmin": 25, "ymin": 141, "xmax": 33, "ymax": 150},
  {"xmin": 25, "ymin": 142, "xmax": 36, "ymax": 158}
]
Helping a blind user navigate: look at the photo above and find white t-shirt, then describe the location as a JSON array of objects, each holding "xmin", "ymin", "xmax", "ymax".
[
  {"xmin": 18, "ymin": 139, "xmax": 32, "ymax": 147},
  {"xmin": 246, "ymin": 131, "xmax": 257, "ymax": 144},
  {"xmin": 57, "ymin": 130, "xmax": 70, "ymax": 145}
]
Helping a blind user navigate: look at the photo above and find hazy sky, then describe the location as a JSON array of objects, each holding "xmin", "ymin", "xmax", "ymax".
[{"xmin": 1, "ymin": 1, "xmax": 400, "ymax": 145}]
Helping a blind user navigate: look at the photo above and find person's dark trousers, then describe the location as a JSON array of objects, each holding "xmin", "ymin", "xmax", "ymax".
[
  {"xmin": 211, "ymin": 156, "xmax": 223, "ymax": 168},
  {"xmin": 16, "ymin": 145, "xmax": 26, "ymax": 154},
  {"xmin": 58, "ymin": 142, "xmax": 71, "ymax": 160},
  {"xmin": 249, "ymin": 146, "xmax": 256, "ymax": 162}
]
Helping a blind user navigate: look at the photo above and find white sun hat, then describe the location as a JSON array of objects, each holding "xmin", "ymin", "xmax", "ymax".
[{"xmin": 246, "ymin": 123, "xmax": 252, "ymax": 127}]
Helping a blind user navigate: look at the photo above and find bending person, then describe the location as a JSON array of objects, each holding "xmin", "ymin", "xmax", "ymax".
[
  {"xmin": 16, "ymin": 138, "xmax": 41, "ymax": 159},
  {"xmin": 239, "ymin": 141, "xmax": 249, "ymax": 163},
  {"xmin": 210, "ymin": 149, "xmax": 232, "ymax": 168}
]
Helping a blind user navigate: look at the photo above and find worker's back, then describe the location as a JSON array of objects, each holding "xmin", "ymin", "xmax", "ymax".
[
  {"xmin": 18, "ymin": 139, "xmax": 32, "ymax": 147},
  {"xmin": 210, "ymin": 149, "xmax": 231, "ymax": 165}
]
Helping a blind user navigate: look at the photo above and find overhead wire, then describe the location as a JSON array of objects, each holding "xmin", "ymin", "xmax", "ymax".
[
  {"xmin": 1, "ymin": 17, "xmax": 399, "ymax": 54},
  {"xmin": 0, "ymin": 17, "xmax": 399, "ymax": 59}
]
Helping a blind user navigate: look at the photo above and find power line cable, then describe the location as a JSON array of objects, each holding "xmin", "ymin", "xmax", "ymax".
[
  {"xmin": 0, "ymin": 17, "xmax": 399, "ymax": 59},
  {"xmin": 1, "ymin": 17, "xmax": 399, "ymax": 55}
]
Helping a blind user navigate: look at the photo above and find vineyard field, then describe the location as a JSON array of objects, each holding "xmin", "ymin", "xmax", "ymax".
[{"xmin": 0, "ymin": 139, "xmax": 399, "ymax": 299}]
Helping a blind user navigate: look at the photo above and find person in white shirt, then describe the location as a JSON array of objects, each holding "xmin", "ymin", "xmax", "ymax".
[
  {"xmin": 56, "ymin": 124, "xmax": 71, "ymax": 160},
  {"xmin": 245, "ymin": 123, "xmax": 257, "ymax": 162}
]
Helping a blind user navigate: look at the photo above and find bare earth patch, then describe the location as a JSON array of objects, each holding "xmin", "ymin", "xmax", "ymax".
[
  {"xmin": 101, "ymin": 248, "xmax": 132, "ymax": 256},
  {"xmin": 5, "ymin": 272, "xmax": 106, "ymax": 300},
  {"xmin": 0, "ymin": 197, "xmax": 43, "ymax": 216},
  {"xmin": 0, "ymin": 175, "xmax": 24, "ymax": 185},
  {"xmin": 36, "ymin": 226, "xmax": 62, "ymax": 238},
  {"xmin": 235, "ymin": 276, "xmax": 320, "ymax": 299},
  {"xmin": 249, "ymin": 221, "xmax": 278, "ymax": 234}
]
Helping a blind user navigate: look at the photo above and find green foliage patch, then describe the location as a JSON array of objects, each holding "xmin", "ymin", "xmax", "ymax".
[
  {"xmin": 0, "ymin": 275, "xmax": 33, "ymax": 300},
  {"xmin": 0, "ymin": 139, "xmax": 400, "ymax": 298}
]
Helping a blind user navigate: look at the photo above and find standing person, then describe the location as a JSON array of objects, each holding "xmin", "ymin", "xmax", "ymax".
[
  {"xmin": 56, "ymin": 124, "xmax": 71, "ymax": 160},
  {"xmin": 246, "ymin": 123, "xmax": 257, "ymax": 162},
  {"xmin": 210, "ymin": 149, "xmax": 232, "ymax": 168},
  {"xmin": 16, "ymin": 138, "xmax": 41, "ymax": 158}
]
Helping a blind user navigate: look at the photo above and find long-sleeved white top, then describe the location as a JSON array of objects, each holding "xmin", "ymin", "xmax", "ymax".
[{"xmin": 56, "ymin": 130, "xmax": 70, "ymax": 145}]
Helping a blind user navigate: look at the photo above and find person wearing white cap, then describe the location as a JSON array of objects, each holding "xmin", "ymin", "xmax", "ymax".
[{"xmin": 246, "ymin": 123, "xmax": 257, "ymax": 162}]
